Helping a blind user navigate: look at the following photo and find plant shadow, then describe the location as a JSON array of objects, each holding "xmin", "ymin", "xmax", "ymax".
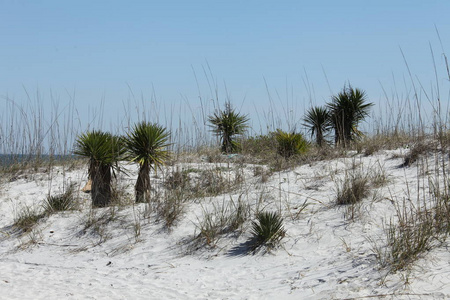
[{"xmin": 226, "ymin": 238, "xmax": 256, "ymax": 257}]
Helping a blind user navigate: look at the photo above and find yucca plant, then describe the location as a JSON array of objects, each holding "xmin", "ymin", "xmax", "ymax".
[
  {"xmin": 208, "ymin": 101, "xmax": 249, "ymax": 154},
  {"xmin": 327, "ymin": 86, "xmax": 373, "ymax": 147},
  {"xmin": 275, "ymin": 130, "xmax": 309, "ymax": 159},
  {"xmin": 124, "ymin": 122, "xmax": 170, "ymax": 203},
  {"xmin": 74, "ymin": 130, "xmax": 124, "ymax": 207},
  {"xmin": 251, "ymin": 211, "xmax": 286, "ymax": 250},
  {"xmin": 303, "ymin": 106, "xmax": 330, "ymax": 147}
]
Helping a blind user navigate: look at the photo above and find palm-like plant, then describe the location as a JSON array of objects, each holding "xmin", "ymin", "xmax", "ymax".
[
  {"xmin": 251, "ymin": 211, "xmax": 286, "ymax": 250},
  {"xmin": 303, "ymin": 106, "xmax": 330, "ymax": 147},
  {"xmin": 327, "ymin": 86, "xmax": 373, "ymax": 147},
  {"xmin": 74, "ymin": 130, "xmax": 124, "ymax": 207},
  {"xmin": 208, "ymin": 102, "xmax": 249, "ymax": 154},
  {"xmin": 124, "ymin": 122, "xmax": 171, "ymax": 203}
]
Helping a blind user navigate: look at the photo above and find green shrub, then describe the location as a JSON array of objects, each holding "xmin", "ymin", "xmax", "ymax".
[
  {"xmin": 241, "ymin": 133, "xmax": 277, "ymax": 158},
  {"xmin": 250, "ymin": 211, "xmax": 286, "ymax": 251},
  {"xmin": 275, "ymin": 130, "xmax": 309, "ymax": 159},
  {"xmin": 74, "ymin": 130, "xmax": 125, "ymax": 207},
  {"xmin": 303, "ymin": 106, "xmax": 331, "ymax": 147}
]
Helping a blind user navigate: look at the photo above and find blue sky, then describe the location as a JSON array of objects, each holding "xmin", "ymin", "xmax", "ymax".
[{"xmin": 1, "ymin": 1, "xmax": 450, "ymax": 141}]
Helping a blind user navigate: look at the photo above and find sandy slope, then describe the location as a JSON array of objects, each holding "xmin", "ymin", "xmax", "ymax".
[{"xmin": 1, "ymin": 149, "xmax": 450, "ymax": 299}]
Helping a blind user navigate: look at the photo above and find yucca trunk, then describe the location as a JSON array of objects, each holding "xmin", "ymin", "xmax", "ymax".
[
  {"xmin": 136, "ymin": 161, "xmax": 151, "ymax": 203},
  {"xmin": 336, "ymin": 119, "xmax": 353, "ymax": 147},
  {"xmin": 316, "ymin": 129, "xmax": 324, "ymax": 147},
  {"xmin": 333, "ymin": 112, "xmax": 349, "ymax": 147},
  {"xmin": 222, "ymin": 135, "xmax": 233, "ymax": 154},
  {"xmin": 91, "ymin": 162, "xmax": 112, "ymax": 207}
]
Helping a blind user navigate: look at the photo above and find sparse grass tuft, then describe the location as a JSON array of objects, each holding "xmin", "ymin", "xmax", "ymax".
[
  {"xmin": 375, "ymin": 198, "xmax": 438, "ymax": 273},
  {"xmin": 80, "ymin": 207, "xmax": 123, "ymax": 244},
  {"xmin": 164, "ymin": 168, "xmax": 191, "ymax": 190},
  {"xmin": 355, "ymin": 133, "xmax": 412, "ymax": 156},
  {"xmin": 369, "ymin": 165, "xmax": 390, "ymax": 188},
  {"xmin": 343, "ymin": 200, "xmax": 363, "ymax": 221},
  {"xmin": 193, "ymin": 196, "xmax": 250, "ymax": 248},
  {"xmin": 402, "ymin": 141, "xmax": 434, "ymax": 167},
  {"xmin": 155, "ymin": 189, "xmax": 187, "ymax": 229},
  {"xmin": 110, "ymin": 181, "xmax": 134, "ymax": 207},
  {"xmin": 165, "ymin": 167, "xmax": 243, "ymax": 198},
  {"xmin": 13, "ymin": 206, "xmax": 45, "ymax": 233},
  {"xmin": 335, "ymin": 172, "xmax": 370, "ymax": 205},
  {"xmin": 253, "ymin": 166, "xmax": 272, "ymax": 183},
  {"xmin": 374, "ymin": 175, "xmax": 450, "ymax": 274}
]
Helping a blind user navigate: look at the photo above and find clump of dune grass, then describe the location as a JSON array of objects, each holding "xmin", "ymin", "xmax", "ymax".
[
  {"xmin": 164, "ymin": 168, "xmax": 193, "ymax": 190},
  {"xmin": 373, "ymin": 164, "xmax": 450, "ymax": 274},
  {"xmin": 193, "ymin": 196, "xmax": 250, "ymax": 248},
  {"xmin": 79, "ymin": 206, "xmax": 125, "ymax": 245},
  {"xmin": 372, "ymin": 197, "xmax": 438, "ymax": 274},
  {"xmin": 155, "ymin": 189, "xmax": 188, "ymax": 230},
  {"xmin": 253, "ymin": 166, "xmax": 272, "ymax": 183},
  {"xmin": 241, "ymin": 133, "xmax": 278, "ymax": 161},
  {"xmin": 402, "ymin": 141, "xmax": 435, "ymax": 167},
  {"xmin": 13, "ymin": 206, "xmax": 45, "ymax": 233},
  {"xmin": 42, "ymin": 183, "xmax": 78, "ymax": 214},
  {"xmin": 355, "ymin": 132, "xmax": 413, "ymax": 156},
  {"xmin": 208, "ymin": 101, "xmax": 249, "ymax": 154},
  {"xmin": 164, "ymin": 166, "xmax": 244, "ymax": 198},
  {"xmin": 335, "ymin": 172, "xmax": 371, "ymax": 205}
]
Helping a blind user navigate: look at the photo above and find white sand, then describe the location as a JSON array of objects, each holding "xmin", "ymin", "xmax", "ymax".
[{"xmin": 1, "ymin": 148, "xmax": 450, "ymax": 299}]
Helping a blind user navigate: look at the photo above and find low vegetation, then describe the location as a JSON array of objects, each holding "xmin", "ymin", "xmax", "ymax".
[
  {"xmin": 193, "ymin": 197, "xmax": 250, "ymax": 248},
  {"xmin": 275, "ymin": 130, "xmax": 309, "ymax": 159},
  {"xmin": 335, "ymin": 172, "xmax": 370, "ymax": 205},
  {"xmin": 250, "ymin": 211, "xmax": 286, "ymax": 251},
  {"xmin": 4, "ymin": 76, "xmax": 450, "ymax": 297},
  {"xmin": 42, "ymin": 183, "xmax": 78, "ymax": 214},
  {"xmin": 13, "ymin": 206, "xmax": 45, "ymax": 233}
]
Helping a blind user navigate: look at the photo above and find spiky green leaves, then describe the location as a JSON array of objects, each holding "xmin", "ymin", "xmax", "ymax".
[
  {"xmin": 74, "ymin": 130, "xmax": 125, "ymax": 207},
  {"xmin": 275, "ymin": 130, "xmax": 309, "ymax": 159},
  {"xmin": 327, "ymin": 86, "xmax": 373, "ymax": 146},
  {"xmin": 303, "ymin": 86, "xmax": 373, "ymax": 147},
  {"xmin": 74, "ymin": 130, "xmax": 124, "ymax": 169},
  {"xmin": 303, "ymin": 106, "xmax": 331, "ymax": 147},
  {"xmin": 123, "ymin": 122, "xmax": 171, "ymax": 203},
  {"xmin": 124, "ymin": 122, "xmax": 171, "ymax": 169},
  {"xmin": 251, "ymin": 211, "xmax": 286, "ymax": 251},
  {"xmin": 208, "ymin": 102, "xmax": 249, "ymax": 153}
]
